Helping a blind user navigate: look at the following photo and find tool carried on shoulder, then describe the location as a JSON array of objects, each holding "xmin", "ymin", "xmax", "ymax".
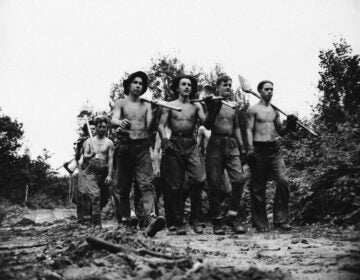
[
  {"xmin": 190, "ymin": 96, "xmax": 237, "ymax": 109},
  {"xmin": 238, "ymin": 74, "xmax": 318, "ymax": 137},
  {"xmin": 140, "ymin": 97, "xmax": 182, "ymax": 112}
]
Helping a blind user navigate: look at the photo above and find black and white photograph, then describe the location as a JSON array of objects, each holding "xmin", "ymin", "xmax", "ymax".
[{"xmin": 0, "ymin": 0, "xmax": 359, "ymax": 279}]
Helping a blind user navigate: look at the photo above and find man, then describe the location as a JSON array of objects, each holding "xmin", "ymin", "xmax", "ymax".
[
  {"xmin": 111, "ymin": 71, "xmax": 165, "ymax": 237},
  {"xmin": 246, "ymin": 80, "xmax": 297, "ymax": 232},
  {"xmin": 83, "ymin": 117, "xmax": 114, "ymax": 227},
  {"xmin": 204, "ymin": 75, "xmax": 247, "ymax": 235},
  {"xmin": 158, "ymin": 75, "xmax": 206, "ymax": 235}
]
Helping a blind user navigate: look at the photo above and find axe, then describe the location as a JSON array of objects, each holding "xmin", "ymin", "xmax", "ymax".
[
  {"xmin": 190, "ymin": 96, "xmax": 237, "ymax": 109},
  {"xmin": 79, "ymin": 106, "xmax": 99, "ymax": 158},
  {"xmin": 238, "ymin": 74, "xmax": 318, "ymax": 137},
  {"xmin": 140, "ymin": 97, "xmax": 182, "ymax": 112}
]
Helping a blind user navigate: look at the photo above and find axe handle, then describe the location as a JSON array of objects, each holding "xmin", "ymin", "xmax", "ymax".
[
  {"xmin": 246, "ymin": 89, "xmax": 318, "ymax": 137},
  {"xmin": 84, "ymin": 116, "xmax": 99, "ymax": 157},
  {"xmin": 141, "ymin": 98, "xmax": 182, "ymax": 112},
  {"xmin": 190, "ymin": 97, "xmax": 236, "ymax": 109}
]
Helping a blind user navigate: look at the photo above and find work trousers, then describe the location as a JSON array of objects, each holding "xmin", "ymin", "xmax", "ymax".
[
  {"xmin": 82, "ymin": 158, "xmax": 108, "ymax": 226},
  {"xmin": 206, "ymin": 135, "xmax": 246, "ymax": 221},
  {"xmin": 113, "ymin": 137, "xmax": 156, "ymax": 224},
  {"xmin": 161, "ymin": 136, "xmax": 206, "ymax": 227},
  {"xmin": 249, "ymin": 142, "xmax": 290, "ymax": 228}
]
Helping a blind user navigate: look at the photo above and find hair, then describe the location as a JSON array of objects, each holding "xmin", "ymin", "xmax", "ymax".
[
  {"xmin": 257, "ymin": 80, "xmax": 273, "ymax": 92},
  {"xmin": 95, "ymin": 117, "xmax": 108, "ymax": 127},
  {"xmin": 216, "ymin": 75, "xmax": 232, "ymax": 87}
]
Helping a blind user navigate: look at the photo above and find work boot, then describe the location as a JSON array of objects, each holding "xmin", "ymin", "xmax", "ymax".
[
  {"xmin": 130, "ymin": 216, "xmax": 138, "ymax": 228},
  {"xmin": 168, "ymin": 225, "xmax": 176, "ymax": 232},
  {"xmin": 213, "ymin": 218, "xmax": 225, "ymax": 235},
  {"xmin": 176, "ymin": 225, "xmax": 187, "ymax": 235},
  {"xmin": 145, "ymin": 216, "xmax": 166, "ymax": 237},
  {"xmin": 255, "ymin": 227, "xmax": 269, "ymax": 233},
  {"xmin": 192, "ymin": 220, "xmax": 204, "ymax": 234},
  {"xmin": 227, "ymin": 215, "xmax": 247, "ymax": 234},
  {"xmin": 274, "ymin": 223, "xmax": 292, "ymax": 231}
]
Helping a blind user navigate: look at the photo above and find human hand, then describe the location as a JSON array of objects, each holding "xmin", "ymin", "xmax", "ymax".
[
  {"xmin": 246, "ymin": 149, "xmax": 257, "ymax": 165},
  {"xmin": 161, "ymin": 138, "xmax": 172, "ymax": 151},
  {"xmin": 119, "ymin": 119, "xmax": 131, "ymax": 130},
  {"xmin": 105, "ymin": 175, "xmax": 112, "ymax": 185},
  {"xmin": 286, "ymin": 114, "xmax": 298, "ymax": 131}
]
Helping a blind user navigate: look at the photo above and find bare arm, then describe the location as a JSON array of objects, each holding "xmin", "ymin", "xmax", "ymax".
[
  {"xmin": 158, "ymin": 107, "xmax": 170, "ymax": 140},
  {"xmin": 233, "ymin": 108, "xmax": 245, "ymax": 153},
  {"xmin": 195, "ymin": 103, "xmax": 206, "ymax": 124},
  {"xmin": 111, "ymin": 99, "xmax": 130, "ymax": 129},
  {"xmin": 107, "ymin": 140, "xmax": 114, "ymax": 177},
  {"xmin": 83, "ymin": 139, "xmax": 95, "ymax": 159},
  {"xmin": 145, "ymin": 103, "xmax": 152, "ymax": 130},
  {"xmin": 246, "ymin": 108, "xmax": 255, "ymax": 151}
]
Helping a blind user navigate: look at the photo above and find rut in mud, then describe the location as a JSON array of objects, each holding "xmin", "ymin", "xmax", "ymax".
[{"xmin": 0, "ymin": 207, "xmax": 360, "ymax": 280}]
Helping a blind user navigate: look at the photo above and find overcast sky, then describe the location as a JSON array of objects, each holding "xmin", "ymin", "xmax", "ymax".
[{"xmin": 1, "ymin": 0, "xmax": 359, "ymax": 172}]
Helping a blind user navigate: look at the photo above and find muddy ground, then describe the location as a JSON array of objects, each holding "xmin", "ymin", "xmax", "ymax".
[{"xmin": 0, "ymin": 207, "xmax": 359, "ymax": 280}]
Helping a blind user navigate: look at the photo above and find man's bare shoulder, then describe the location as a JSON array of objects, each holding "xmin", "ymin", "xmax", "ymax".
[
  {"xmin": 248, "ymin": 104, "xmax": 261, "ymax": 114},
  {"xmin": 114, "ymin": 98, "xmax": 126, "ymax": 108},
  {"xmin": 193, "ymin": 102, "xmax": 203, "ymax": 110},
  {"xmin": 105, "ymin": 137, "xmax": 114, "ymax": 147}
]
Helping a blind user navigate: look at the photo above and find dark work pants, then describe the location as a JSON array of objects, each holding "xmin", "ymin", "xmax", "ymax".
[
  {"xmin": 82, "ymin": 159, "xmax": 108, "ymax": 226},
  {"xmin": 162, "ymin": 136, "xmax": 205, "ymax": 227},
  {"xmin": 113, "ymin": 138, "xmax": 156, "ymax": 224},
  {"xmin": 206, "ymin": 136, "xmax": 246, "ymax": 221},
  {"xmin": 249, "ymin": 142, "xmax": 290, "ymax": 228}
]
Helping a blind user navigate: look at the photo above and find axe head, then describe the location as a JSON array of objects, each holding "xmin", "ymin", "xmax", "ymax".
[
  {"xmin": 238, "ymin": 74, "xmax": 252, "ymax": 93},
  {"xmin": 79, "ymin": 104, "xmax": 93, "ymax": 117}
]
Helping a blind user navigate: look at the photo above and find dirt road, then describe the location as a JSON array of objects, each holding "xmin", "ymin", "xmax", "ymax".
[{"xmin": 0, "ymin": 208, "xmax": 359, "ymax": 280}]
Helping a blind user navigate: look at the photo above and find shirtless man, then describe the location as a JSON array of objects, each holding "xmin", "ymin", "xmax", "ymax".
[
  {"xmin": 111, "ymin": 71, "xmax": 165, "ymax": 237},
  {"xmin": 246, "ymin": 80, "xmax": 297, "ymax": 232},
  {"xmin": 158, "ymin": 75, "xmax": 206, "ymax": 235},
  {"xmin": 83, "ymin": 117, "xmax": 114, "ymax": 227},
  {"xmin": 204, "ymin": 75, "xmax": 247, "ymax": 235}
]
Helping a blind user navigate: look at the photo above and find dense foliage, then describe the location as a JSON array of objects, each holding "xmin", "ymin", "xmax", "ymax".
[
  {"xmin": 282, "ymin": 39, "xmax": 360, "ymax": 227},
  {"xmin": 0, "ymin": 111, "xmax": 69, "ymax": 207}
]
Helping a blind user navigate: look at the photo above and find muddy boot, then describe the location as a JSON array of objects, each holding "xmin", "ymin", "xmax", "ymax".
[
  {"xmin": 145, "ymin": 216, "xmax": 166, "ymax": 237},
  {"xmin": 192, "ymin": 220, "xmax": 203, "ymax": 234},
  {"xmin": 130, "ymin": 216, "xmax": 138, "ymax": 228},
  {"xmin": 92, "ymin": 215, "xmax": 102, "ymax": 229},
  {"xmin": 213, "ymin": 218, "xmax": 225, "ymax": 235},
  {"xmin": 255, "ymin": 227, "xmax": 269, "ymax": 233},
  {"xmin": 176, "ymin": 225, "xmax": 187, "ymax": 235},
  {"xmin": 274, "ymin": 223, "xmax": 292, "ymax": 231},
  {"xmin": 227, "ymin": 215, "xmax": 247, "ymax": 234},
  {"xmin": 167, "ymin": 225, "xmax": 176, "ymax": 233}
]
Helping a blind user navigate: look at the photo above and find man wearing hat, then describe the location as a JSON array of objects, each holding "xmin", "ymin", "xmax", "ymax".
[
  {"xmin": 111, "ymin": 71, "xmax": 165, "ymax": 237},
  {"xmin": 158, "ymin": 75, "xmax": 206, "ymax": 235}
]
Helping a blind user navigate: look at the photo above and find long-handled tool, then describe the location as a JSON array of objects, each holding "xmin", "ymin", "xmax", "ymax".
[
  {"xmin": 238, "ymin": 74, "xmax": 318, "ymax": 137},
  {"xmin": 55, "ymin": 158, "xmax": 74, "ymax": 170},
  {"xmin": 190, "ymin": 96, "xmax": 237, "ymax": 109},
  {"xmin": 140, "ymin": 97, "xmax": 182, "ymax": 112},
  {"xmin": 79, "ymin": 106, "xmax": 99, "ymax": 158}
]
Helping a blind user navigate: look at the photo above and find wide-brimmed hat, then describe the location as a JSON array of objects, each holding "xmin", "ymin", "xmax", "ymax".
[
  {"xmin": 170, "ymin": 75, "xmax": 198, "ymax": 99},
  {"xmin": 123, "ymin": 71, "xmax": 148, "ymax": 95}
]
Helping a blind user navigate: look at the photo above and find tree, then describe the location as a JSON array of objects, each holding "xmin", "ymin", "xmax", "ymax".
[{"xmin": 315, "ymin": 38, "xmax": 360, "ymax": 129}]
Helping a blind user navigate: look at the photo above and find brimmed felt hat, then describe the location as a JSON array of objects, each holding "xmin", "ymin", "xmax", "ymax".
[
  {"xmin": 123, "ymin": 71, "xmax": 148, "ymax": 95},
  {"xmin": 170, "ymin": 75, "xmax": 198, "ymax": 99}
]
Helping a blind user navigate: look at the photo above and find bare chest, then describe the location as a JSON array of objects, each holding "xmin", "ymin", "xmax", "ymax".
[
  {"xmin": 216, "ymin": 106, "xmax": 235, "ymax": 122},
  {"xmin": 170, "ymin": 103, "xmax": 197, "ymax": 122},
  {"xmin": 255, "ymin": 108, "xmax": 277, "ymax": 123},
  {"xmin": 122, "ymin": 103, "xmax": 147, "ymax": 121}
]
